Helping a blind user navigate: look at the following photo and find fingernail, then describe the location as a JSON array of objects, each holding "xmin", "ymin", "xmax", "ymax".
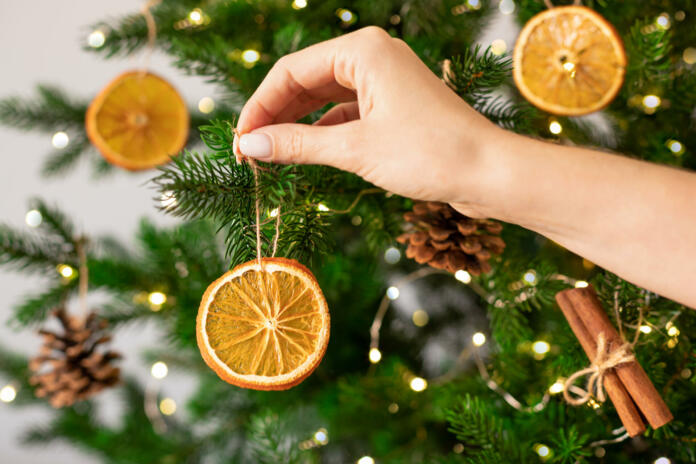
[{"xmin": 239, "ymin": 133, "xmax": 272, "ymax": 160}]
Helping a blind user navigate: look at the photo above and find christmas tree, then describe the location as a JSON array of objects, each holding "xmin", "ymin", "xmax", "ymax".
[{"xmin": 1, "ymin": 1, "xmax": 695, "ymax": 463}]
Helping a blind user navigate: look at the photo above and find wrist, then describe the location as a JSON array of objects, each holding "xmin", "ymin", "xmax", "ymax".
[{"xmin": 450, "ymin": 121, "xmax": 520, "ymax": 220}]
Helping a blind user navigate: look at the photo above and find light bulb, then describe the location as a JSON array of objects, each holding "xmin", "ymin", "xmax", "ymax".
[
  {"xmin": 151, "ymin": 361, "xmax": 168, "ymax": 379},
  {"xmin": 368, "ymin": 348, "xmax": 382, "ymax": 364},
  {"xmin": 409, "ymin": 377, "xmax": 427, "ymax": 392},
  {"xmin": 472, "ymin": 332, "xmax": 486, "ymax": 347}
]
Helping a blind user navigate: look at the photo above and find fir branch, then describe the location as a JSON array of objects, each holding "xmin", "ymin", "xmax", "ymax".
[
  {"xmin": 31, "ymin": 199, "xmax": 77, "ymax": 246},
  {"xmin": 446, "ymin": 395, "xmax": 526, "ymax": 462},
  {"xmin": 11, "ymin": 282, "xmax": 75, "ymax": 327},
  {"xmin": 473, "ymin": 96, "xmax": 537, "ymax": 134},
  {"xmin": 0, "ymin": 225, "xmax": 72, "ymax": 274},
  {"xmin": 625, "ymin": 18, "xmax": 672, "ymax": 93},
  {"xmin": 0, "ymin": 85, "xmax": 86, "ymax": 132},
  {"xmin": 447, "ymin": 46, "xmax": 512, "ymax": 103}
]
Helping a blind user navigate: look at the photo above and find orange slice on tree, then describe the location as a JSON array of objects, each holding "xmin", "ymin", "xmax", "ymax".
[
  {"xmin": 513, "ymin": 6, "xmax": 626, "ymax": 116},
  {"xmin": 85, "ymin": 71, "xmax": 189, "ymax": 170},
  {"xmin": 197, "ymin": 257, "xmax": 330, "ymax": 390}
]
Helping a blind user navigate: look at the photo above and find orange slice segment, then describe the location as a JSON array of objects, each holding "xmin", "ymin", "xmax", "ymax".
[
  {"xmin": 85, "ymin": 71, "xmax": 189, "ymax": 171},
  {"xmin": 197, "ymin": 257, "xmax": 330, "ymax": 390},
  {"xmin": 513, "ymin": 6, "xmax": 626, "ymax": 116}
]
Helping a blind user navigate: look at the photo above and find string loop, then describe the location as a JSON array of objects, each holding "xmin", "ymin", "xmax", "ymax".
[{"xmin": 563, "ymin": 333, "xmax": 635, "ymax": 405}]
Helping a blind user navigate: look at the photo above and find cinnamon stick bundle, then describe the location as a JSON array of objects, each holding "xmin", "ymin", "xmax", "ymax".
[{"xmin": 556, "ymin": 286, "xmax": 673, "ymax": 436}]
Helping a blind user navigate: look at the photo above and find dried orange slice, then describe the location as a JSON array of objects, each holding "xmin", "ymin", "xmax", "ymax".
[
  {"xmin": 513, "ymin": 6, "xmax": 626, "ymax": 116},
  {"xmin": 85, "ymin": 71, "xmax": 189, "ymax": 170},
  {"xmin": 197, "ymin": 257, "xmax": 330, "ymax": 390}
]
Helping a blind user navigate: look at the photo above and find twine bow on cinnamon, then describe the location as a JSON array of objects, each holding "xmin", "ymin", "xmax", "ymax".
[{"xmin": 563, "ymin": 333, "xmax": 635, "ymax": 405}]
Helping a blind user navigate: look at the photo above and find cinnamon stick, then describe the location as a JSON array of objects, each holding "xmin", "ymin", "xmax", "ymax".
[
  {"xmin": 556, "ymin": 286, "xmax": 673, "ymax": 429},
  {"xmin": 556, "ymin": 289, "xmax": 646, "ymax": 437}
]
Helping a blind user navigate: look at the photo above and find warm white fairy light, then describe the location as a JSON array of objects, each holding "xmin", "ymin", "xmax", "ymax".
[
  {"xmin": 642, "ymin": 94, "xmax": 661, "ymax": 110},
  {"xmin": 148, "ymin": 292, "xmax": 167, "ymax": 310},
  {"xmin": 0, "ymin": 385, "xmax": 17, "ymax": 403},
  {"xmin": 337, "ymin": 8, "xmax": 355, "ymax": 24},
  {"xmin": 472, "ymin": 332, "xmax": 486, "ymax": 347},
  {"xmin": 412, "ymin": 309, "xmax": 429, "ymax": 327},
  {"xmin": 639, "ymin": 325, "xmax": 652, "ymax": 334},
  {"xmin": 666, "ymin": 140, "xmax": 685, "ymax": 156},
  {"xmin": 160, "ymin": 191, "xmax": 177, "ymax": 210},
  {"xmin": 454, "ymin": 269, "xmax": 471, "ymax": 283},
  {"xmin": 490, "ymin": 39, "xmax": 507, "ymax": 56},
  {"xmin": 292, "ymin": 0, "xmax": 308, "ymax": 9},
  {"xmin": 409, "ymin": 377, "xmax": 427, "ymax": 392},
  {"xmin": 575, "ymin": 280, "xmax": 589, "ymax": 288},
  {"xmin": 159, "ymin": 397, "xmax": 176, "ymax": 415},
  {"xmin": 532, "ymin": 340, "xmax": 550, "ymax": 355},
  {"xmin": 388, "ymin": 403, "xmax": 399, "ymax": 413},
  {"xmin": 535, "ymin": 444, "xmax": 551, "ymax": 458},
  {"xmin": 313, "ymin": 428, "xmax": 328, "ymax": 445},
  {"xmin": 498, "ymin": 0, "xmax": 515, "ymax": 15},
  {"xmin": 269, "ymin": 208, "xmax": 279, "ymax": 218},
  {"xmin": 368, "ymin": 348, "xmax": 382, "ymax": 364},
  {"xmin": 198, "ymin": 97, "xmax": 215, "ymax": 114},
  {"xmin": 523, "ymin": 270, "xmax": 537, "ymax": 285},
  {"xmin": 655, "ymin": 13, "xmax": 671, "ymax": 30},
  {"xmin": 384, "ymin": 247, "xmax": 401, "ymax": 264},
  {"xmin": 357, "ymin": 457, "xmax": 374, "ymax": 464},
  {"xmin": 655, "ymin": 458, "xmax": 671, "ymax": 464},
  {"xmin": 25, "ymin": 209, "xmax": 42, "ymax": 228},
  {"xmin": 57, "ymin": 264, "xmax": 75, "ymax": 279},
  {"xmin": 549, "ymin": 121, "xmax": 562, "ymax": 135},
  {"xmin": 548, "ymin": 380, "xmax": 564, "ymax": 395},
  {"xmin": 151, "ymin": 361, "xmax": 168, "ymax": 379},
  {"xmin": 667, "ymin": 325, "xmax": 680, "ymax": 337},
  {"xmin": 241, "ymin": 49, "xmax": 260, "ymax": 64},
  {"xmin": 684, "ymin": 47, "xmax": 696, "ymax": 65},
  {"xmin": 189, "ymin": 8, "xmax": 203, "ymax": 24},
  {"xmin": 317, "ymin": 203, "xmax": 330, "ymax": 212},
  {"xmin": 52, "ymin": 131, "xmax": 69, "ymax": 149},
  {"xmin": 87, "ymin": 29, "xmax": 106, "ymax": 48},
  {"xmin": 386, "ymin": 286, "xmax": 399, "ymax": 300}
]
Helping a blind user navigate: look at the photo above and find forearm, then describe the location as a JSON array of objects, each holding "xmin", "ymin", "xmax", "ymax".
[{"xmin": 473, "ymin": 129, "xmax": 696, "ymax": 308}]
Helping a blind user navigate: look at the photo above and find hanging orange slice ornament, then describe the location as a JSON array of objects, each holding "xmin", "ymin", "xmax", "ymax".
[
  {"xmin": 513, "ymin": 6, "xmax": 626, "ymax": 116},
  {"xmin": 197, "ymin": 257, "xmax": 330, "ymax": 390},
  {"xmin": 86, "ymin": 71, "xmax": 189, "ymax": 170}
]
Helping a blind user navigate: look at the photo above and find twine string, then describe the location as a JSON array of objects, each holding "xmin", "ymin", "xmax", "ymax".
[
  {"xmin": 76, "ymin": 237, "xmax": 89, "ymax": 320},
  {"xmin": 139, "ymin": 0, "xmax": 161, "ymax": 72},
  {"xmin": 235, "ymin": 128, "xmax": 281, "ymax": 266},
  {"xmin": 563, "ymin": 333, "xmax": 635, "ymax": 405}
]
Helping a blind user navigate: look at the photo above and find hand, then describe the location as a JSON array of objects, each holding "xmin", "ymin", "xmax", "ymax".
[{"xmin": 234, "ymin": 26, "xmax": 500, "ymax": 215}]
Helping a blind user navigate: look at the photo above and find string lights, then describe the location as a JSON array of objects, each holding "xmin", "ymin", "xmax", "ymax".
[{"xmin": 0, "ymin": 384, "xmax": 17, "ymax": 403}]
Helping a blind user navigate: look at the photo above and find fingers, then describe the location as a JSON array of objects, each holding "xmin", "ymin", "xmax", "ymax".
[
  {"xmin": 236, "ymin": 121, "xmax": 361, "ymax": 171},
  {"xmin": 313, "ymin": 102, "xmax": 361, "ymax": 126},
  {"xmin": 237, "ymin": 26, "xmax": 391, "ymax": 134},
  {"xmin": 272, "ymin": 83, "xmax": 356, "ymax": 124}
]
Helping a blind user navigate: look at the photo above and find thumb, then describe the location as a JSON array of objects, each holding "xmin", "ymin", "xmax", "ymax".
[{"xmin": 236, "ymin": 122, "xmax": 360, "ymax": 169}]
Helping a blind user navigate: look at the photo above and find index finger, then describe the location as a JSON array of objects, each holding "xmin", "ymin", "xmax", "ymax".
[{"xmin": 236, "ymin": 26, "xmax": 391, "ymax": 134}]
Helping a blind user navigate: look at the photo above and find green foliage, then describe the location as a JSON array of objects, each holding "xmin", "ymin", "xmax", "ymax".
[
  {"xmin": 626, "ymin": 19, "xmax": 672, "ymax": 93},
  {"xmin": 1, "ymin": 1, "xmax": 696, "ymax": 463},
  {"xmin": 446, "ymin": 395, "xmax": 526, "ymax": 463}
]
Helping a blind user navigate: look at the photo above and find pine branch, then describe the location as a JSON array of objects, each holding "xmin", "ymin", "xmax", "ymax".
[
  {"xmin": 625, "ymin": 18, "xmax": 672, "ymax": 93},
  {"xmin": 445, "ymin": 395, "xmax": 527, "ymax": 462},
  {"xmin": 447, "ymin": 46, "xmax": 511, "ymax": 103},
  {"xmin": 12, "ymin": 281, "xmax": 75, "ymax": 327},
  {"xmin": 473, "ymin": 96, "xmax": 537, "ymax": 134},
  {"xmin": 0, "ymin": 85, "xmax": 86, "ymax": 132}
]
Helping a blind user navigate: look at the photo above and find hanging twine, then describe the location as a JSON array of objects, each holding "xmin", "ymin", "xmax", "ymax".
[
  {"xmin": 234, "ymin": 128, "xmax": 281, "ymax": 266},
  {"xmin": 563, "ymin": 333, "xmax": 635, "ymax": 405},
  {"xmin": 140, "ymin": 0, "xmax": 161, "ymax": 70},
  {"xmin": 544, "ymin": 0, "xmax": 582, "ymax": 8},
  {"xmin": 75, "ymin": 237, "xmax": 89, "ymax": 320}
]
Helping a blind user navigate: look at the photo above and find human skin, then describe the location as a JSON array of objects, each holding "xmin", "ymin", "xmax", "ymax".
[{"xmin": 234, "ymin": 26, "xmax": 696, "ymax": 309}]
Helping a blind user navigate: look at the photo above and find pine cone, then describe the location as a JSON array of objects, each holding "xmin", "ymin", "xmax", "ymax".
[
  {"xmin": 397, "ymin": 201, "xmax": 505, "ymax": 275},
  {"xmin": 29, "ymin": 308, "xmax": 121, "ymax": 408}
]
